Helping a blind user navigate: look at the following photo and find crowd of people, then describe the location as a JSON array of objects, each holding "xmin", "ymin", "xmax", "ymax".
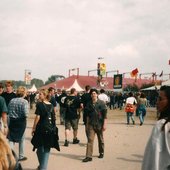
[{"xmin": 0, "ymin": 80, "xmax": 170, "ymax": 170}]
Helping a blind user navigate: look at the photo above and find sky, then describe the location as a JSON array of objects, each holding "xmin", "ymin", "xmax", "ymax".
[{"xmin": 0, "ymin": 0, "xmax": 170, "ymax": 82}]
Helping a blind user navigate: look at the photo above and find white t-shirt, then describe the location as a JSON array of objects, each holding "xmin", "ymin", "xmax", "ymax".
[
  {"xmin": 126, "ymin": 96, "xmax": 137, "ymax": 105},
  {"xmin": 98, "ymin": 93, "xmax": 109, "ymax": 103}
]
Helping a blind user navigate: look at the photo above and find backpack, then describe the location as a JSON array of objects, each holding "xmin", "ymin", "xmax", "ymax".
[{"xmin": 125, "ymin": 103, "xmax": 135, "ymax": 113}]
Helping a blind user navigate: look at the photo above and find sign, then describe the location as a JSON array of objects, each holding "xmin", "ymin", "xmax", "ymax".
[
  {"xmin": 25, "ymin": 70, "xmax": 31, "ymax": 85},
  {"xmin": 113, "ymin": 74, "xmax": 122, "ymax": 89}
]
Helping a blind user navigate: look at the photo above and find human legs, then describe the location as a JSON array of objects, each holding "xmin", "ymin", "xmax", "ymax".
[
  {"xmin": 130, "ymin": 113, "xmax": 135, "ymax": 124},
  {"xmin": 139, "ymin": 111, "xmax": 144, "ymax": 125},
  {"xmin": 36, "ymin": 146, "xmax": 50, "ymax": 170},
  {"xmin": 96, "ymin": 129, "xmax": 104, "ymax": 157},
  {"xmin": 86, "ymin": 125, "xmax": 95, "ymax": 158},
  {"xmin": 126, "ymin": 112, "xmax": 130, "ymax": 124},
  {"xmin": 19, "ymin": 133, "xmax": 27, "ymax": 160}
]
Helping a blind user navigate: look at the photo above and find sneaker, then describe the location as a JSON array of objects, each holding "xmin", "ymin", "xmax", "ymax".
[
  {"xmin": 82, "ymin": 157, "xmax": 92, "ymax": 162},
  {"xmin": 133, "ymin": 121, "xmax": 135, "ymax": 125},
  {"xmin": 18, "ymin": 156, "xmax": 27, "ymax": 161},
  {"xmin": 64, "ymin": 140, "xmax": 69, "ymax": 147},
  {"xmin": 98, "ymin": 153, "xmax": 104, "ymax": 158},
  {"xmin": 73, "ymin": 138, "xmax": 80, "ymax": 144}
]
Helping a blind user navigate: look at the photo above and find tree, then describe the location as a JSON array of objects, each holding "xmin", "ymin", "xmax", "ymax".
[
  {"xmin": 31, "ymin": 78, "xmax": 44, "ymax": 88},
  {"xmin": 45, "ymin": 75, "xmax": 65, "ymax": 85},
  {"xmin": 123, "ymin": 84, "xmax": 139, "ymax": 92}
]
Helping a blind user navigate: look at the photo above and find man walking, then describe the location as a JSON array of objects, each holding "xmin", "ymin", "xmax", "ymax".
[{"xmin": 83, "ymin": 88, "xmax": 107, "ymax": 162}]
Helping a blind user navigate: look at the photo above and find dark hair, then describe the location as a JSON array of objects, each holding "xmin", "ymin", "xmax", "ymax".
[
  {"xmin": 70, "ymin": 88, "xmax": 76, "ymax": 94},
  {"xmin": 100, "ymin": 89, "xmax": 105, "ymax": 93},
  {"xmin": 0, "ymin": 83, "xmax": 3, "ymax": 88},
  {"xmin": 90, "ymin": 88, "xmax": 98, "ymax": 95},
  {"xmin": 85, "ymin": 85, "xmax": 91, "ymax": 91},
  {"xmin": 128, "ymin": 92, "xmax": 133, "ymax": 97},
  {"xmin": 158, "ymin": 86, "xmax": 170, "ymax": 131},
  {"xmin": 48, "ymin": 87, "xmax": 55, "ymax": 92}
]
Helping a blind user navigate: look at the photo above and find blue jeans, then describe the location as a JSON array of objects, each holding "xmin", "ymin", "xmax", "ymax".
[
  {"xmin": 139, "ymin": 111, "xmax": 144, "ymax": 124},
  {"xmin": 36, "ymin": 146, "xmax": 50, "ymax": 170},
  {"xmin": 126, "ymin": 112, "xmax": 135, "ymax": 124},
  {"xmin": 9, "ymin": 133, "xmax": 25, "ymax": 159}
]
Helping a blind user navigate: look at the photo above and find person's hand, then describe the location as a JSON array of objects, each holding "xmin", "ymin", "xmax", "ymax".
[{"xmin": 102, "ymin": 124, "xmax": 106, "ymax": 131}]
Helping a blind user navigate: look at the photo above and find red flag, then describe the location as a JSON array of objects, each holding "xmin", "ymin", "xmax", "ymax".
[
  {"xmin": 169, "ymin": 60, "xmax": 170, "ymax": 65},
  {"xmin": 130, "ymin": 68, "xmax": 139, "ymax": 77}
]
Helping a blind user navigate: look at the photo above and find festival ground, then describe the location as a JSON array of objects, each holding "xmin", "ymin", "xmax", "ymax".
[{"xmin": 16, "ymin": 107, "xmax": 157, "ymax": 170}]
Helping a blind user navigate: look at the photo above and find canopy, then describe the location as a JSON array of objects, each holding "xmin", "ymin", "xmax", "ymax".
[
  {"xmin": 141, "ymin": 85, "xmax": 161, "ymax": 91},
  {"xmin": 66, "ymin": 79, "xmax": 84, "ymax": 92},
  {"xmin": 28, "ymin": 84, "xmax": 37, "ymax": 92}
]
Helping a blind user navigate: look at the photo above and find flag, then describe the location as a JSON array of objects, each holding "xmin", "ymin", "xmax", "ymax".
[
  {"xmin": 169, "ymin": 60, "xmax": 170, "ymax": 65},
  {"xmin": 130, "ymin": 68, "xmax": 139, "ymax": 77},
  {"xmin": 159, "ymin": 70, "xmax": 163, "ymax": 77}
]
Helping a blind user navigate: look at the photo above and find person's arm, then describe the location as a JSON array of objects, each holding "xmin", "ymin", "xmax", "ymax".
[
  {"xmin": 1, "ymin": 112, "xmax": 8, "ymax": 136},
  {"xmin": 103, "ymin": 118, "xmax": 107, "ymax": 131},
  {"xmin": 31, "ymin": 115, "xmax": 40, "ymax": 136}
]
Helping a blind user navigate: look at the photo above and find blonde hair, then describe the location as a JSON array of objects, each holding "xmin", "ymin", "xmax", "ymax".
[
  {"xmin": 16, "ymin": 86, "xmax": 27, "ymax": 97},
  {"xmin": 39, "ymin": 89, "xmax": 51, "ymax": 101},
  {"xmin": 5, "ymin": 81, "xmax": 13, "ymax": 87},
  {"xmin": 0, "ymin": 132, "xmax": 16, "ymax": 170}
]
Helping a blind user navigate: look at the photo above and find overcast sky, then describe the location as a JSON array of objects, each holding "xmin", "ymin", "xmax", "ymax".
[{"xmin": 0, "ymin": 0, "xmax": 170, "ymax": 82}]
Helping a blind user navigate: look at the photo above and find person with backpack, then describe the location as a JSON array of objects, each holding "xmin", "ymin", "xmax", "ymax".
[
  {"xmin": 125, "ymin": 92, "xmax": 137, "ymax": 125},
  {"xmin": 31, "ymin": 89, "xmax": 60, "ymax": 170}
]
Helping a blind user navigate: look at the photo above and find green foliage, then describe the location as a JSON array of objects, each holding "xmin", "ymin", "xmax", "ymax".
[
  {"xmin": 123, "ymin": 84, "xmax": 139, "ymax": 92},
  {"xmin": 45, "ymin": 75, "xmax": 65, "ymax": 85},
  {"xmin": 31, "ymin": 78, "xmax": 44, "ymax": 88}
]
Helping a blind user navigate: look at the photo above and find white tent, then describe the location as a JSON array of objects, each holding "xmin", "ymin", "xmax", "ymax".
[
  {"xmin": 141, "ymin": 85, "xmax": 161, "ymax": 91},
  {"xmin": 162, "ymin": 79, "xmax": 170, "ymax": 86},
  {"xmin": 28, "ymin": 84, "xmax": 37, "ymax": 92},
  {"xmin": 66, "ymin": 79, "xmax": 84, "ymax": 92}
]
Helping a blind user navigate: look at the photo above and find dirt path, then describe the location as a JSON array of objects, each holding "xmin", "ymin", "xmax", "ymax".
[{"xmin": 19, "ymin": 107, "xmax": 157, "ymax": 170}]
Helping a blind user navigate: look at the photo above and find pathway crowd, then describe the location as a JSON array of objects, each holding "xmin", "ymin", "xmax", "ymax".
[{"xmin": 0, "ymin": 81, "xmax": 170, "ymax": 170}]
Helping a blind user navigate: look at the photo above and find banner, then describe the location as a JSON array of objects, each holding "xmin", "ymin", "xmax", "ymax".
[
  {"xmin": 97, "ymin": 63, "xmax": 106, "ymax": 76},
  {"xmin": 25, "ymin": 70, "xmax": 31, "ymax": 85},
  {"xmin": 113, "ymin": 74, "xmax": 122, "ymax": 89}
]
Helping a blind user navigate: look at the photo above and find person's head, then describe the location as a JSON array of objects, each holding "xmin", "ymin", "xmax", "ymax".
[
  {"xmin": 128, "ymin": 92, "xmax": 133, "ymax": 97},
  {"xmin": 62, "ymin": 89, "xmax": 66, "ymax": 94},
  {"xmin": 39, "ymin": 89, "xmax": 51, "ymax": 102},
  {"xmin": 85, "ymin": 85, "xmax": 91, "ymax": 92},
  {"xmin": 100, "ymin": 89, "xmax": 105, "ymax": 94},
  {"xmin": 16, "ymin": 86, "xmax": 27, "ymax": 98},
  {"xmin": 140, "ymin": 92, "xmax": 146, "ymax": 98},
  {"xmin": 157, "ymin": 86, "xmax": 170, "ymax": 116},
  {"xmin": 5, "ymin": 81, "xmax": 14, "ymax": 93},
  {"xmin": 90, "ymin": 88, "xmax": 98, "ymax": 101},
  {"xmin": 70, "ymin": 88, "xmax": 77, "ymax": 96},
  {"xmin": 48, "ymin": 87, "xmax": 55, "ymax": 95},
  {"xmin": 0, "ymin": 83, "xmax": 4, "ymax": 95}
]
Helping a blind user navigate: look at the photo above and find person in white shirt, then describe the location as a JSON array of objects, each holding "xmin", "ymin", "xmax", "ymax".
[
  {"xmin": 125, "ymin": 92, "xmax": 137, "ymax": 125},
  {"xmin": 98, "ymin": 89, "xmax": 109, "ymax": 105}
]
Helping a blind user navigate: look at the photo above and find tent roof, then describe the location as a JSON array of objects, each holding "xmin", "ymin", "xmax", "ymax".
[
  {"xmin": 28, "ymin": 84, "xmax": 37, "ymax": 92},
  {"xmin": 39, "ymin": 75, "xmax": 154, "ymax": 91},
  {"xmin": 141, "ymin": 85, "xmax": 161, "ymax": 91},
  {"xmin": 66, "ymin": 79, "xmax": 84, "ymax": 91}
]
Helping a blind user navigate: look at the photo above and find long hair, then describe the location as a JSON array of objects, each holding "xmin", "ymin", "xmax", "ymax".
[{"xmin": 0, "ymin": 132, "xmax": 16, "ymax": 170}]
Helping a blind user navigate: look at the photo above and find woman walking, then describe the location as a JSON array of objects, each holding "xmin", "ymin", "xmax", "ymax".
[{"xmin": 31, "ymin": 89, "xmax": 59, "ymax": 170}]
